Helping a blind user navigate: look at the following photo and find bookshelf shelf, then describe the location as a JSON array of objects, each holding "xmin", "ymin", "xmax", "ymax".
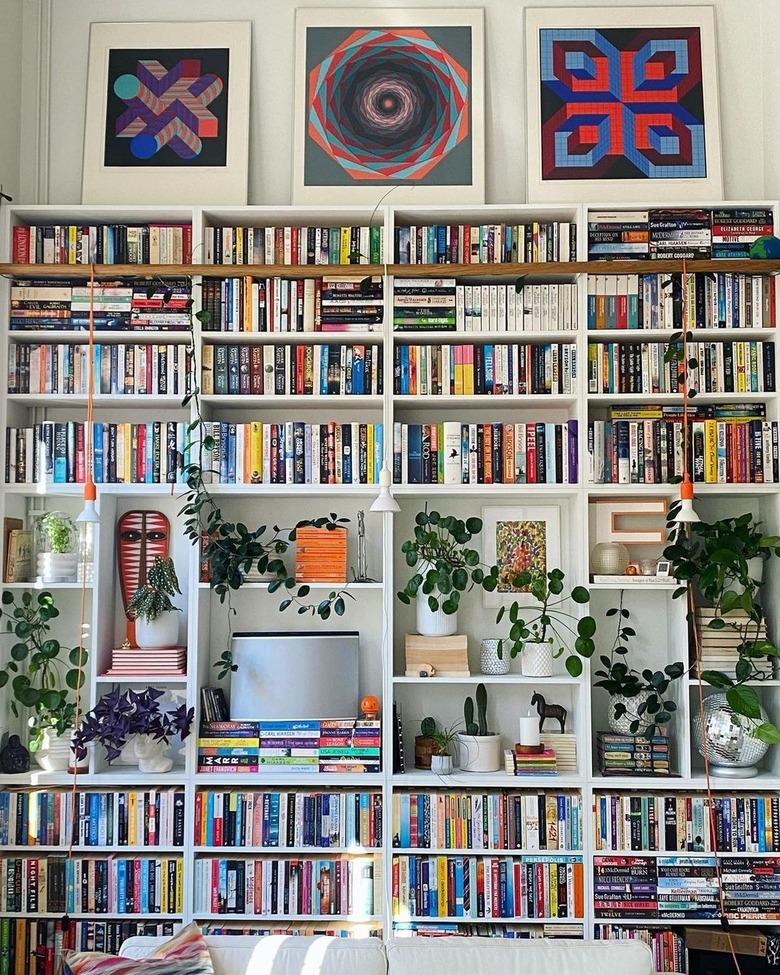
[
  {"xmin": 393, "ymin": 394, "xmax": 578, "ymax": 408},
  {"xmin": 0, "ymin": 846, "xmax": 183, "ymax": 854},
  {"xmin": 192, "ymin": 773, "xmax": 385, "ymax": 786},
  {"xmin": 7, "ymin": 329, "xmax": 194, "ymax": 344},
  {"xmin": 392, "ymin": 675, "xmax": 579, "ymax": 685},
  {"xmin": 201, "ymin": 330, "xmax": 384, "ymax": 345},
  {"xmin": 393, "ymin": 329, "xmax": 576, "ymax": 345},
  {"xmin": 94, "ymin": 674, "xmax": 188, "ymax": 684},
  {"xmin": 192, "ymin": 914, "xmax": 381, "ymax": 922},
  {"xmin": 587, "ymin": 327, "xmax": 777, "ymax": 342},
  {"xmin": 394, "ymin": 772, "xmax": 583, "ymax": 788},
  {"xmin": 7, "ymin": 394, "xmax": 189, "ymax": 408},
  {"xmin": 390, "ymin": 915, "xmax": 583, "ymax": 925},
  {"xmin": 392, "ymin": 848, "xmax": 581, "ymax": 856},
  {"xmin": 0, "ymin": 581, "xmax": 93, "ymax": 590},
  {"xmin": 393, "ymin": 483, "xmax": 579, "ymax": 496},
  {"xmin": 194, "ymin": 847, "xmax": 379, "ymax": 855},
  {"xmin": 200, "ymin": 394, "xmax": 384, "ymax": 409},
  {"xmin": 197, "ymin": 581, "xmax": 382, "ymax": 591},
  {"xmin": 588, "ymin": 392, "xmax": 776, "ymax": 406}
]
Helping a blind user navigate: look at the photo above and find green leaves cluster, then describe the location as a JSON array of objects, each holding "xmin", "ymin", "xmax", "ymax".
[
  {"xmin": 40, "ymin": 512, "xmax": 75, "ymax": 555},
  {"xmin": 127, "ymin": 556, "xmax": 181, "ymax": 622}
]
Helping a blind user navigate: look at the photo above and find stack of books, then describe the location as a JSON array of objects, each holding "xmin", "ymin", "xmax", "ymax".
[
  {"xmin": 103, "ymin": 645, "xmax": 186, "ymax": 678},
  {"xmin": 588, "ymin": 211, "xmax": 650, "ymax": 260},
  {"xmin": 597, "ymin": 733, "xmax": 671, "ymax": 776},
  {"xmin": 12, "ymin": 223, "xmax": 192, "ymax": 264},
  {"xmin": 319, "ymin": 719, "xmax": 381, "ymax": 773},
  {"xmin": 295, "ymin": 527, "xmax": 347, "ymax": 584},
  {"xmin": 697, "ymin": 608, "xmax": 773, "ymax": 678},
  {"xmin": 648, "ymin": 209, "xmax": 711, "ymax": 261},
  {"xmin": 722, "ymin": 858, "xmax": 780, "ymax": 919},
  {"xmin": 657, "ymin": 855, "xmax": 720, "ymax": 920},
  {"xmin": 321, "ymin": 276, "xmax": 383, "ymax": 332},
  {"xmin": 393, "ymin": 221, "xmax": 577, "ymax": 264},
  {"xmin": 197, "ymin": 721, "xmax": 259, "ymax": 773},
  {"xmin": 505, "ymin": 747, "xmax": 558, "ymax": 776},
  {"xmin": 259, "ymin": 720, "xmax": 320, "ymax": 773},
  {"xmin": 393, "ymin": 278, "xmax": 456, "ymax": 330},
  {"xmin": 594, "ymin": 855, "xmax": 721, "ymax": 920},
  {"xmin": 712, "ymin": 207, "xmax": 775, "ymax": 258},
  {"xmin": 540, "ymin": 733, "xmax": 577, "ymax": 773}
]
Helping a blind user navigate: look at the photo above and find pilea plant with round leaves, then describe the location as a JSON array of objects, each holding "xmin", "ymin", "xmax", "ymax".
[
  {"xmin": 0, "ymin": 591, "xmax": 87, "ymax": 751},
  {"xmin": 397, "ymin": 509, "xmax": 499, "ymax": 615},
  {"xmin": 495, "ymin": 568, "xmax": 596, "ymax": 677}
]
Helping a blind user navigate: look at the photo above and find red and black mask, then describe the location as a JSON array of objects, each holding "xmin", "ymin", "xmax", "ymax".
[{"xmin": 117, "ymin": 510, "xmax": 171, "ymax": 619}]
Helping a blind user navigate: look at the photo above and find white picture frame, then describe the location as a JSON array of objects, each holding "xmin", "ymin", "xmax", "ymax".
[
  {"xmin": 481, "ymin": 505, "xmax": 561, "ymax": 608},
  {"xmin": 293, "ymin": 8, "xmax": 485, "ymax": 205},
  {"xmin": 82, "ymin": 21, "xmax": 251, "ymax": 205},
  {"xmin": 524, "ymin": 5, "xmax": 723, "ymax": 204}
]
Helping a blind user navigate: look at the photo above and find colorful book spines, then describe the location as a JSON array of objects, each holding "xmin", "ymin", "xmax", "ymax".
[
  {"xmin": 12, "ymin": 224, "xmax": 192, "ymax": 264},
  {"xmin": 204, "ymin": 226, "xmax": 383, "ymax": 265},
  {"xmin": 394, "ymin": 222, "xmax": 577, "ymax": 264}
]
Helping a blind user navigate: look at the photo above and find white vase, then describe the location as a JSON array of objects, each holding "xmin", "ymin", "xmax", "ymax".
[
  {"xmin": 133, "ymin": 735, "xmax": 173, "ymax": 773},
  {"xmin": 608, "ymin": 690, "xmax": 655, "ymax": 736},
  {"xmin": 521, "ymin": 641, "xmax": 553, "ymax": 678},
  {"xmin": 480, "ymin": 639, "xmax": 510, "ymax": 676},
  {"xmin": 456, "ymin": 733, "xmax": 502, "ymax": 773},
  {"xmin": 34, "ymin": 729, "xmax": 84, "ymax": 772},
  {"xmin": 135, "ymin": 610, "xmax": 179, "ymax": 650},
  {"xmin": 430, "ymin": 753, "xmax": 453, "ymax": 775},
  {"xmin": 36, "ymin": 552, "xmax": 78, "ymax": 584}
]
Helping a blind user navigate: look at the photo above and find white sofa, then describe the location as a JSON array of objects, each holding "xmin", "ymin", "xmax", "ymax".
[{"xmin": 120, "ymin": 933, "xmax": 655, "ymax": 975}]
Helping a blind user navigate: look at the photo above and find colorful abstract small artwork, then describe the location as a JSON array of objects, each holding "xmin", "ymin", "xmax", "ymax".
[{"xmin": 495, "ymin": 519, "xmax": 548, "ymax": 593}]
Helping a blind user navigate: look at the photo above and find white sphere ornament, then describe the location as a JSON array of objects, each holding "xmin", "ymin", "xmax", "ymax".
[{"xmin": 590, "ymin": 542, "xmax": 630, "ymax": 576}]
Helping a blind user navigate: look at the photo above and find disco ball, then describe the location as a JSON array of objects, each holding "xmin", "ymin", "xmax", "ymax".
[{"xmin": 692, "ymin": 692, "xmax": 770, "ymax": 777}]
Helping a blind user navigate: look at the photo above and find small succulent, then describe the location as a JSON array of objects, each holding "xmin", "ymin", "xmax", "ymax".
[{"xmin": 127, "ymin": 556, "xmax": 181, "ymax": 622}]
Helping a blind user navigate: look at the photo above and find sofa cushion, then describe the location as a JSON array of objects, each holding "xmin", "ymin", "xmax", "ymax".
[{"xmin": 67, "ymin": 922, "xmax": 213, "ymax": 975}]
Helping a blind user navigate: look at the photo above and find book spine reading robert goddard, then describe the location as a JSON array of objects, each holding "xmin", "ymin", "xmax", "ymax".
[
  {"xmin": 392, "ymin": 792, "xmax": 582, "ymax": 851},
  {"xmin": 393, "ymin": 222, "xmax": 577, "ymax": 264},
  {"xmin": 201, "ymin": 343, "xmax": 383, "ymax": 397},
  {"xmin": 4, "ymin": 422, "xmax": 188, "ymax": 485},
  {"xmin": 393, "ymin": 280, "xmax": 579, "ymax": 333},
  {"xmin": 9, "ymin": 343, "xmax": 193, "ymax": 396},
  {"xmin": 11, "ymin": 224, "xmax": 192, "ymax": 265},
  {"xmin": 9, "ymin": 278, "xmax": 193, "ymax": 331},
  {"xmin": 193, "ymin": 856, "xmax": 380, "ymax": 916},
  {"xmin": 200, "ymin": 276, "xmax": 384, "ymax": 333},
  {"xmin": 588, "ymin": 341, "xmax": 775, "ymax": 395},
  {"xmin": 204, "ymin": 226, "xmax": 384, "ymax": 266},
  {"xmin": 392, "ymin": 421, "xmax": 579, "ymax": 486},
  {"xmin": 393, "ymin": 343, "xmax": 577, "ymax": 396},
  {"xmin": 391, "ymin": 855, "xmax": 584, "ymax": 920},
  {"xmin": 586, "ymin": 272, "xmax": 776, "ymax": 330},
  {"xmin": 593, "ymin": 792, "xmax": 780, "ymax": 853},
  {"xmin": 0, "ymin": 857, "xmax": 184, "ymax": 913},
  {"xmin": 0, "ymin": 789, "xmax": 185, "ymax": 848},
  {"xmin": 588, "ymin": 405, "xmax": 779, "ymax": 485},
  {"xmin": 199, "ymin": 421, "xmax": 383, "ymax": 486},
  {"xmin": 594, "ymin": 926, "xmax": 687, "ymax": 974}
]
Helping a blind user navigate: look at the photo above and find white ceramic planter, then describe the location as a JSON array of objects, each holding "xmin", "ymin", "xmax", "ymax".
[
  {"xmin": 430, "ymin": 753, "xmax": 453, "ymax": 775},
  {"xmin": 521, "ymin": 640, "xmax": 553, "ymax": 678},
  {"xmin": 36, "ymin": 552, "xmax": 78, "ymax": 584},
  {"xmin": 480, "ymin": 639, "xmax": 510, "ymax": 676},
  {"xmin": 608, "ymin": 689, "xmax": 655, "ymax": 735},
  {"xmin": 416, "ymin": 597, "xmax": 458, "ymax": 637},
  {"xmin": 456, "ymin": 733, "xmax": 502, "ymax": 773},
  {"xmin": 133, "ymin": 734, "xmax": 173, "ymax": 773},
  {"xmin": 34, "ymin": 729, "xmax": 87, "ymax": 772},
  {"xmin": 135, "ymin": 610, "xmax": 179, "ymax": 649}
]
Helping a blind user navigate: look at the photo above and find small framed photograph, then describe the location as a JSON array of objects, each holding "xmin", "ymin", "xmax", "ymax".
[{"xmin": 656, "ymin": 559, "xmax": 672, "ymax": 579}]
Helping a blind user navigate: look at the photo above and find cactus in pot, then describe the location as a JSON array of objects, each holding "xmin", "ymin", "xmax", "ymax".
[{"xmin": 457, "ymin": 683, "xmax": 501, "ymax": 772}]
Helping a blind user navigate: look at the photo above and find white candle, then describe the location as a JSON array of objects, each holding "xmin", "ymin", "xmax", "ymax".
[{"xmin": 519, "ymin": 715, "xmax": 541, "ymax": 747}]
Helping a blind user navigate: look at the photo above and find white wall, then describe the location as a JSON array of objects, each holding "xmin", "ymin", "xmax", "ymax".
[
  {"xmin": 11, "ymin": 0, "xmax": 780, "ymax": 204},
  {"xmin": 0, "ymin": 0, "xmax": 23, "ymax": 200}
]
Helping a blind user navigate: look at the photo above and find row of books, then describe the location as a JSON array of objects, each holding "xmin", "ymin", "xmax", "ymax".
[
  {"xmin": 587, "ymin": 341, "xmax": 776, "ymax": 394},
  {"xmin": 394, "ymin": 222, "xmax": 577, "ymax": 264},
  {"xmin": 201, "ymin": 343, "xmax": 383, "ymax": 397},
  {"xmin": 5, "ymin": 422, "xmax": 187, "ymax": 485},
  {"xmin": 393, "ymin": 922, "xmax": 583, "ymax": 938},
  {"xmin": 198, "ymin": 421, "xmax": 383, "ymax": 486},
  {"xmin": 587, "ymin": 208, "xmax": 773, "ymax": 261},
  {"xmin": 204, "ymin": 225, "xmax": 384, "ymax": 266},
  {"xmin": 391, "ymin": 792, "xmax": 582, "ymax": 852},
  {"xmin": 391, "ymin": 855, "xmax": 584, "ymax": 920},
  {"xmin": 10, "ymin": 279, "xmax": 193, "ymax": 331},
  {"xmin": 8, "ymin": 342, "xmax": 193, "ymax": 396},
  {"xmin": 193, "ymin": 856, "xmax": 380, "ymax": 917},
  {"xmin": 201, "ymin": 923, "xmax": 379, "ymax": 936},
  {"xmin": 393, "ymin": 343, "xmax": 577, "ymax": 396},
  {"xmin": 587, "ymin": 406, "xmax": 778, "ymax": 485},
  {"xmin": 392, "ymin": 280, "xmax": 579, "ymax": 333},
  {"xmin": 194, "ymin": 790, "xmax": 382, "ymax": 849},
  {"xmin": 586, "ymin": 272, "xmax": 776, "ymax": 330},
  {"xmin": 0, "ymin": 789, "xmax": 185, "ymax": 848},
  {"xmin": 697, "ymin": 608, "xmax": 773, "ymax": 678},
  {"xmin": 201, "ymin": 276, "xmax": 383, "ymax": 333},
  {"xmin": 11, "ymin": 224, "xmax": 193, "ymax": 264},
  {"xmin": 392, "ymin": 421, "xmax": 579, "ymax": 486},
  {"xmin": 0, "ymin": 857, "xmax": 184, "ymax": 914},
  {"xmin": 594, "ymin": 925, "xmax": 686, "ymax": 974},
  {"xmin": 593, "ymin": 792, "xmax": 780, "ymax": 853},
  {"xmin": 597, "ymin": 734, "xmax": 671, "ymax": 777}
]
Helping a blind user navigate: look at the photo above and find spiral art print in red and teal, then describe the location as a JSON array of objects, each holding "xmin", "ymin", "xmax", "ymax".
[{"xmin": 539, "ymin": 27, "xmax": 708, "ymax": 181}]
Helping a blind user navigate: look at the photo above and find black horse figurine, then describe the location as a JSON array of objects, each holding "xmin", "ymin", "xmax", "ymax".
[{"xmin": 531, "ymin": 692, "xmax": 567, "ymax": 735}]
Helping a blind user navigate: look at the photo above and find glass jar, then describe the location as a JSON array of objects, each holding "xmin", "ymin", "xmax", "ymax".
[{"xmin": 35, "ymin": 511, "xmax": 78, "ymax": 583}]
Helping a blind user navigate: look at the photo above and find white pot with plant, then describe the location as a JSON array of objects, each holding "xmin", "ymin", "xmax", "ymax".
[
  {"xmin": 430, "ymin": 723, "xmax": 458, "ymax": 775},
  {"xmin": 128, "ymin": 556, "xmax": 182, "ymax": 650},
  {"xmin": 456, "ymin": 683, "xmax": 502, "ymax": 773},
  {"xmin": 36, "ymin": 511, "xmax": 78, "ymax": 584}
]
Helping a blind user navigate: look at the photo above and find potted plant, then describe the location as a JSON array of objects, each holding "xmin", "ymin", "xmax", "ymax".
[
  {"xmin": 35, "ymin": 511, "xmax": 78, "ymax": 584},
  {"xmin": 414, "ymin": 716, "xmax": 437, "ymax": 770},
  {"xmin": 430, "ymin": 723, "xmax": 459, "ymax": 775},
  {"xmin": 0, "ymin": 590, "xmax": 88, "ymax": 770},
  {"xmin": 456, "ymin": 683, "xmax": 502, "ymax": 773},
  {"xmin": 397, "ymin": 509, "xmax": 498, "ymax": 637},
  {"xmin": 73, "ymin": 686, "xmax": 194, "ymax": 772},
  {"xmin": 496, "ymin": 569, "xmax": 596, "ymax": 678},
  {"xmin": 128, "ymin": 556, "xmax": 182, "ymax": 649}
]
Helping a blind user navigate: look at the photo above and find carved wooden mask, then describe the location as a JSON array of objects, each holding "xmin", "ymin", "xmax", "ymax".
[{"xmin": 117, "ymin": 510, "xmax": 171, "ymax": 619}]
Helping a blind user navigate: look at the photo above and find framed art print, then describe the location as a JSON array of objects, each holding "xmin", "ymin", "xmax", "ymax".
[
  {"xmin": 525, "ymin": 6, "xmax": 723, "ymax": 204},
  {"xmin": 82, "ymin": 22, "xmax": 251, "ymax": 204},
  {"xmin": 293, "ymin": 8, "xmax": 485, "ymax": 204},
  {"xmin": 482, "ymin": 506, "xmax": 561, "ymax": 608}
]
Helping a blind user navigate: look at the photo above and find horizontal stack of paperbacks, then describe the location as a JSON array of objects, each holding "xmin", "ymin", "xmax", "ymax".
[
  {"xmin": 201, "ymin": 343, "xmax": 383, "ymax": 396},
  {"xmin": 0, "ymin": 857, "xmax": 184, "ymax": 914},
  {"xmin": 4, "ymin": 422, "xmax": 188, "ymax": 484},
  {"xmin": 393, "ymin": 343, "xmax": 577, "ymax": 396},
  {"xmin": 594, "ymin": 925, "xmax": 686, "ymax": 974},
  {"xmin": 8, "ymin": 343, "xmax": 193, "ymax": 395},
  {"xmin": 392, "ymin": 421, "xmax": 579, "ymax": 485},
  {"xmin": 391, "ymin": 854, "xmax": 584, "ymax": 920},
  {"xmin": 588, "ymin": 341, "xmax": 775, "ymax": 394},
  {"xmin": 0, "ymin": 788, "xmax": 185, "ymax": 847},
  {"xmin": 586, "ymin": 271, "xmax": 776, "ymax": 329},
  {"xmin": 593, "ymin": 792, "xmax": 780, "ymax": 853},
  {"xmin": 593, "ymin": 855, "xmax": 780, "ymax": 920},
  {"xmin": 391, "ymin": 792, "xmax": 582, "ymax": 851},
  {"xmin": 11, "ymin": 224, "xmax": 192, "ymax": 264},
  {"xmin": 587, "ymin": 207, "xmax": 773, "ymax": 260},
  {"xmin": 9, "ymin": 279, "xmax": 193, "ymax": 331},
  {"xmin": 198, "ymin": 421, "xmax": 384, "ymax": 485},
  {"xmin": 201, "ymin": 276, "xmax": 383, "ymax": 333},
  {"xmin": 193, "ymin": 856, "xmax": 380, "ymax": 917},
  {"xmin": 597, "ymin": 734, "xmax": 671, "ymax": 776},
  {"xmin": 696, "ymin": 607, "xmax": 773, "ymax": 677},
  {"xmin": 204, "ymin": 224, "xmax": 384, "ymax": 265},
  {"xmin": 393, "ymin": 221, "xmax": 578, "ymax": 264},
  {"xmin": 194, "ymin": 790, "xmax": 382, "ymax": 849},
  {"xmin": 588, "ymin": 406, "xmax": 778, "ymax": 484},
  {"xmin": 393, "ymin": 279, "xmax": 579, "ymax": 332}
]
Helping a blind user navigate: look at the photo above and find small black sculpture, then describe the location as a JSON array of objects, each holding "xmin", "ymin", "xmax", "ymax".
[
  {"xmin": 531, "ymin": 692, "xmax": 567, "ymax": 735},
  {"xmin": 0, "ymin": 735, "xmax": 30, "ymax": 773}
]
